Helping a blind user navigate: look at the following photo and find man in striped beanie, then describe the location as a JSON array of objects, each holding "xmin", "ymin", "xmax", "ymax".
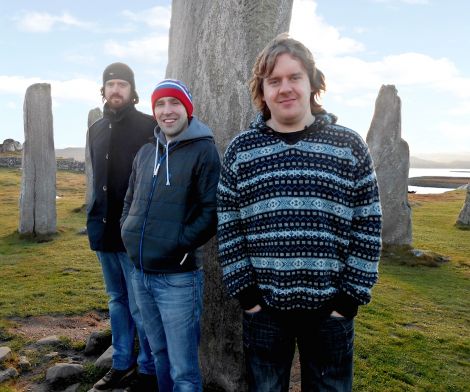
[{"xmin": 121, "ymin": 79, "xmax": 220, "ymax": 391}]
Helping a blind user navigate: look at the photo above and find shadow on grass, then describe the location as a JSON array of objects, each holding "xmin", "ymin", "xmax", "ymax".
[{"xmin": 381, "ymin": 244, "xmax": 450, "ymax": 267}]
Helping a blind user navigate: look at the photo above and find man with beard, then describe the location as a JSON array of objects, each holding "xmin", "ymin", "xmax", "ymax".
[{"xmin": 87, "ymin": 62, "xmax": 157, "ymax": 391}]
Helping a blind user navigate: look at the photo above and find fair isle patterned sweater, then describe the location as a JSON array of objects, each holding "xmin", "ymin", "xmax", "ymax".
[{"xmin": 217, "ymin": 113, "xmax": 382, "ymax": 317}]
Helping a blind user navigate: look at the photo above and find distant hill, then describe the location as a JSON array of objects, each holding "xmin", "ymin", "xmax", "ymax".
[
  {"xmin": 55, "ymin": 147, "xmax": 85, "ymax": 162},
  {"xmin": 410, "ymin": 156, "xmax": 470, "ymax": 169}
]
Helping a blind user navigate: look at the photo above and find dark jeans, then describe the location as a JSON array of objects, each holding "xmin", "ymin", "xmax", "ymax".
[{"xmin": 243, "ymin": 309, "xmax": 354, "ymax": 392}]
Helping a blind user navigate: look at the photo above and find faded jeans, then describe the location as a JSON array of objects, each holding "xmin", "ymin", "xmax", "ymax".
[
  {"xmin": 96, "ymin": 251, "xmax": 154, "ymax": 375},
  {"xmin": 131, "ymin": 268, "xmax": 204, "ymax": 392},
  {"xmin": 243, "ymin": 308, "xmax": 354, "ymax": 392}
]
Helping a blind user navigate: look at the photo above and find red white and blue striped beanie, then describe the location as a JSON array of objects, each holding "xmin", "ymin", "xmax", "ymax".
[{"xmin": 151, "ymin": 79, "xmax": 193, "ymax": 118}]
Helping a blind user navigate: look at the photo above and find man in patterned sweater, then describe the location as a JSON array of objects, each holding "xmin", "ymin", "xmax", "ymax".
[{"xmin": 217, "ymin": 33, "xmax": 382, "ymax": 391}]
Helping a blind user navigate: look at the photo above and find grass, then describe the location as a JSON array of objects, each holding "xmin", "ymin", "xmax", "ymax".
[{"xmin": 0, "ymin": 168, "xmax": 469, "ymax": 391}]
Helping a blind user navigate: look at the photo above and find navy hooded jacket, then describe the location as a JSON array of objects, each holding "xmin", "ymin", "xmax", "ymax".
[{"xmin": 121, "ymin": 116, "xmax": 221, "ymax": 273}]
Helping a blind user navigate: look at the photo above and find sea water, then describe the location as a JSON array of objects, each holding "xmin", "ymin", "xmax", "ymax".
[{"xmin": 408, "ymin": 168, "xmax": 470, "ymax": 194}]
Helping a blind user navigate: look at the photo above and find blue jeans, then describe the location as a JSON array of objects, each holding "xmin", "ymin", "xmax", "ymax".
[
  {"xmin": 243, "ymin": 309, "xmax": 354, "ymax": 392},
  {"xmin": 131, "ymin": 268, "xmax": 204, "ymax": 392},
  {"xmin": 96, "ymin": 251, "xmax": 154, "ymax": 375}
]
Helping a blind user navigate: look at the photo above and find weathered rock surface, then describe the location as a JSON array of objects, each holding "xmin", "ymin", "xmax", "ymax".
[
  {"xmin": 0, "ymin": 138, "xmax": 22, "ymax": 152},
  {"xmin": 85, "ymin": 107, "xmax": 102, "ymax": 208},
  {"xmin": 84, "ymin": 330, "xmax": 112, "ymax": 356},
  {"xmin": 46, "ymin": 363, "xmax": 84, "ymax": 384},
  {"xmin": 456, "ymin": 187, "xmax": 470, "ymax": 226},
  {"xmin": 19, "ymin": 83, "xmax": 57, "ymax": 236},
  {"xmin": 367, "ymin": 85, "xmax": 412, "ymax": 245},
  {"xmin": 166, "ymin": 1, "xmax": 293, "ymax": 390},
  {"xmin": 0, "ymin": 346, "xmax": 12, "ymax": 361},
  {"xmin": 0, "ymin": 368, "xmax": 18, "ymax": 383},
  {"xmin": 36, "ymin": 335, "xmax": 61, "ymax": 346},
  {"xmin": 95, "ymin": 345, "xmax": 113, "ymax": 369},
  {"xmin": 19, "ymin": 355, "xmax": 31, "ymax": 371}
]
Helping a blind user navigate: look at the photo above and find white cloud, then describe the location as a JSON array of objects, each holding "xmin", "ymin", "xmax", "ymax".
[
  {"xmin": 122, "ymin": 5, "xmax": 171, "ymax": 29},
  {"xmin": 15, "ymin": 11, "xmax": 93, "ymax": 33},
  {"xmin": 104, "ymin": 34, "xmax": 169, "ymax": 64},
  {"xmin": 7, "ymin": 102, "xmax": 17, "ymax": 109},
  {"xmin": 0, "ymin": 75, "xmax": 100, "ymax": 104},
  {"xmin": 290, "ymin": 0, "xmax": 364, "ymax": 57},
  {"xmin": 290, "ymin": 1, "xmax": 470, "ymax": 107},
  {"xmin": 64, "ymin": 53, "xmax": 97, "ymax": 66}
]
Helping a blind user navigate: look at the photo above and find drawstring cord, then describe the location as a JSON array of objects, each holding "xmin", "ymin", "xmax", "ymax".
[
  {"xmin": 138, "ymin": 138, "xmax": 179, "ymax": 277},
  {"xmin": 165, "ymin": 142, "xmax": 170, "ymax": 185}
]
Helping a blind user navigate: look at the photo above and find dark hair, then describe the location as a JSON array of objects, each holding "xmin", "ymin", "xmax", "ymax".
[{"xmin": 250, "ymin": 33, "xmax": 326, "ymax": 119}]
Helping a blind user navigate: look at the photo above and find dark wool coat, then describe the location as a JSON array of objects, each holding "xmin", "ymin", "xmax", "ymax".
[{"xmin": 87, "ymin": 103, "xmax": 155, "ymax": 251}]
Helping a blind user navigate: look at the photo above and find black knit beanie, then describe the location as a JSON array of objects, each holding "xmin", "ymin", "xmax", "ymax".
[{"xmin": 102, "ymin": 62, "xmax": 135, "ymax": 91}]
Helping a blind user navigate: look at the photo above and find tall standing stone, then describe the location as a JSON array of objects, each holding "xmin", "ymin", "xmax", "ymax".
[
  {"xmin": 19, "ymin": 83, "xmax": 56, "ymax": 236},
  {"xmin": 366, "ymin": 85, "xmax": 412, "ymax": 245},
  {"xmin": 456, "ymin": 187, "xmax": 470, "ymax": 226},
  {"xmin": 85, "ymin": 108, "xmax": 102, "ymax": 208},
  {"xmin": 166, "ymin": 1, "xmax": 293, "ymax": 390}
]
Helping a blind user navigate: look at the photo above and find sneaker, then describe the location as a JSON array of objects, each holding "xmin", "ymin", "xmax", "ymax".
[
  {"xmin": 124, "ymin": 373, "xmax": 158, "ymax": 392},
  {"xmin": 93, "ymin": 366, "xmax": 137, "ymax": 390}
]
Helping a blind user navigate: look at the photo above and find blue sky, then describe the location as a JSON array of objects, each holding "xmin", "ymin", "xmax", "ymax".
[{"xmin": 1, "ymin": 0, "xmax": 469, "ymax": 155}]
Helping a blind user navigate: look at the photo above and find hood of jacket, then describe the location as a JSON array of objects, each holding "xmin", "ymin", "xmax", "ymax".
[
  {"xmin": 248, "ymin": 111, "xmax": 338, "ymax": 133},
  {"xmin": 153, "ymin": 115, "xmax": 214, "ymax": 145},
  {"xmin": 152, "ymin": 116, "xmax": 215, "ymax": 186}
]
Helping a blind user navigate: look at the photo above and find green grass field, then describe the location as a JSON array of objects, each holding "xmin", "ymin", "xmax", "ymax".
[{"xmin": 0, "ymin": 167, "xmax": 469, "ymax": 391}]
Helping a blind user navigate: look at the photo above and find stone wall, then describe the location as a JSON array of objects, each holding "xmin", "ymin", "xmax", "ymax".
[{"xmin": 0, "ymin": 157, "xmax": 84, "ymax": 172}]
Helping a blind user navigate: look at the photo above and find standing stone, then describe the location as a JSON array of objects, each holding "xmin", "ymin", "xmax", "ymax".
[
  {"xmin": 85, "ymin": 108, "xmax": 102, "ymax": 208},
  {"xmin": 366, "ymin": 85, "xmax": 412, "ymax": 245},
  {"xmin": 456, "ymin": 187, "xmax": 470, "ymax": 226},
  {"xmin": 19, "ymin": 83, "xmax": 56, "ymax": 236},
  {"xmin": 166, "ymin": 1, "xmax": 293, "ymax": 390}
]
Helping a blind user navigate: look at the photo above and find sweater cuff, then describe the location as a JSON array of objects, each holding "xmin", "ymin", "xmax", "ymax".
[
  {"xmin": 331, "ymin": 292, "xmax": 359, "ymax": 319},
  {"xmin": 235, "ymin": 286, "xmax": 264, "ymax": 310}
]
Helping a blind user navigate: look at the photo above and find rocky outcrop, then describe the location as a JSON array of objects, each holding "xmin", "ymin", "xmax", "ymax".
[
  {"xmin": 456, "ymin": 187, "xmax": 470, "ymax": 227},
  {"xmin": 19, "ymin": 83, "xmax": 57, "ymax": 236},
  {"xmin": 367, "ymin": 85, "xmax": 412, "ymax": 246},
  {"xmin": 0, "ymin": 138, "xmax": 22, "ymax": 152},
  {"xmin": 166, "ymin": 1, "xmax": 293, "ymax": 390},
  {"xmin": 0, "ymin": 331, "xmax": 114, "ymax": 391}
]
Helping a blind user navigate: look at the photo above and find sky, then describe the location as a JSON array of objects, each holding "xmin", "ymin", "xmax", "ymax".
[{"xmin": 0, "ymin": 0, "xmax": 469, "ymax": 155}]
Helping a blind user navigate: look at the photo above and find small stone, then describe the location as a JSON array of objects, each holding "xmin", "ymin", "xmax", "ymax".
[
  {"xmin": 46, "ymin": 363, "xmax": 84, "ymax": 384},
  {"xmin": 19, "ymin": 355, "xmax": 31, "ymax": 371},
  {"xmin": 95, "ymin": 345, "xmax": 113, "ymax": 369},
  {"xmin": 45, "ymin": 352, "xmax": 60, "ymax": 360},
  {"xmin": 0, "ymin": 368, "xmax": 18, "ymax": 383},
  {"xmin": 0, "ymin": 346, "xmax": 12, "ymax": 361},
  {"xmin": 37, "ymin": 335, "xmax": 61, "ymax": 346}
]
